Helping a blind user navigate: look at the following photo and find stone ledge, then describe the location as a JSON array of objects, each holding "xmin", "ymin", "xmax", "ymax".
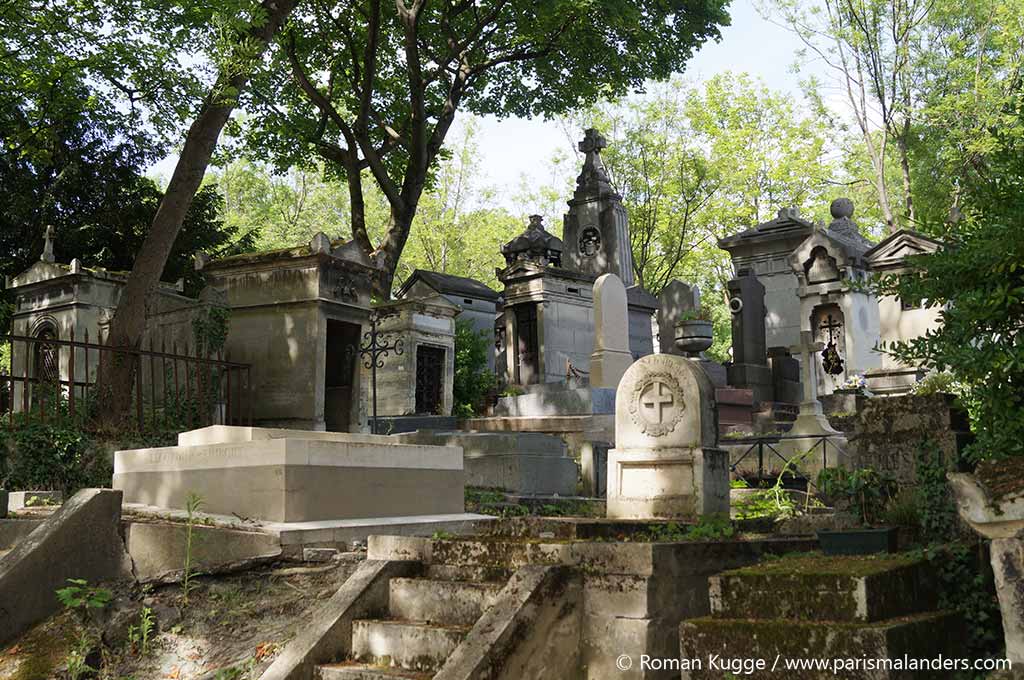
[
  {"xmin": 679, "ymin": 611, "xmax": 964, "ymax": 680},
  {"xmin": 710, "ymin": 554, "xmax": 937, "ymax": 622}
]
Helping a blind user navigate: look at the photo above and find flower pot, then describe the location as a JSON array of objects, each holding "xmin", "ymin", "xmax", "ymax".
[
  {"xmin": 674, "ymin": 319, "xmax": 713, "ymax": 356},
  {"xmin": 817, "ymin": 527, "xmax": 898, "ymax": 555}
]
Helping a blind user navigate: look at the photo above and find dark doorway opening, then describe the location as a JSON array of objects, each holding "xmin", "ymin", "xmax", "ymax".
[
  {"xmin": 415, "ymin": 345, "xmax": 445, "ymax": 414},
  {"xmin": 325, "ymin": 319, "xmax": 360, "ymax": 431},
  {"xmin": 513, "ymin": 303, "xmax": 540, "ymax": 384}
]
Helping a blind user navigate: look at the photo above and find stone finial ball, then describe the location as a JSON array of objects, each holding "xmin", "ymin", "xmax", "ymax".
[{"xmin": 830, "ymin": 197, "xmax": 854, "ymax": 219}]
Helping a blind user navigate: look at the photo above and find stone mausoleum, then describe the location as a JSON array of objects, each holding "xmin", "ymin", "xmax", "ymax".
[
  {"xmin": 718, "ymin": 198, "xmax": 943, "ymax": 400},
  {"xmin": 4, "ymin": 228, "xmax": 224, "ymax": 414},
  {"xmin": 496, "ymin": 129, "xmax": 657, "ymax": 387},
  {"xmin": 397, "ymin": 269, "xmax": 500, "ymax": 370}
]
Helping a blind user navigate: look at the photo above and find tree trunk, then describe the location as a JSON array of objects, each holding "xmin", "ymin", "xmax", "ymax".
[
  {"xmin": 97, "ymin": 0, "xmax": 298, "ymax": 429},
  {"xmin": 896, "ymin": 134, "xmax": 914, "ymax": 226}
]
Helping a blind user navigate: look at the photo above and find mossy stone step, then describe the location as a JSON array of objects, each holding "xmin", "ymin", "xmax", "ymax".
[
  {"xmin": 710, "ymin": 553, "xmax": 937, "ymax": 622},
  {"xmin": 389, "ymin": 577, "xmax": 503, "ymax": 626},
  {"xmin": 680, "ymin": 611, "xmax": 964, "ymax": 679},
  {"xmin": 351, "ymin": 619, "xmax": 468, "ymax": 673},
  {"xmin": 317, "ymin": 663, "xmax": 433, "ymax": 679}
]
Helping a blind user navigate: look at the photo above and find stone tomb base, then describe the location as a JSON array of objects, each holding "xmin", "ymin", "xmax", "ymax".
[
  {"xmin": 396, "ymin": 430, "xmax": 578, "ymax": 495},
  {"xmin": 113, "ymin": 426, "xmax": 466, "ymax": 523},
  {"xmin": 680, "ymin": 553, "xmax": 964, "ymax": 679},
  {"xmin": 606, "ymin": 447, "xmax": 729, "ymax": 520}
]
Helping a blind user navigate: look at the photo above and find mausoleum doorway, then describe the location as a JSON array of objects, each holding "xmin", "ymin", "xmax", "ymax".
[
  {"xmin": 324, "ymin": 319, "xmax": 360, "ymax": 431},
  {"xmin": 415, "ymin": 345, "xmax": 445, "ymax": 414},
  {"xmin": 512, "ymin": 303, "xmax": 540, "ymax": 385}
]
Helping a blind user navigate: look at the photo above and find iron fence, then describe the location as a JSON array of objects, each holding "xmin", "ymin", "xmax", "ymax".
[
  {"xmin": 1, "ymin": 328, "xmax": 252, "ymax": 432},
  {"xmin": 728, "ymin": 433, "xmax": 850, "ymax": 490}
]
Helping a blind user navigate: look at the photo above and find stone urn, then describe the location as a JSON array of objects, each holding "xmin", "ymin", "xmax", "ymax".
[
  {"xmin": 949, "ymin": 460, "xmax": 1024, "ymax": 668},
  {"xmin": 674, "ymin": 319, "xmax": 713, "ymax": 357}
]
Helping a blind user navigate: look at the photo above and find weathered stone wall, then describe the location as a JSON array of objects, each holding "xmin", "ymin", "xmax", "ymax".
[{"xmin": 848, "ymin": 394, "xmax": 972, "ymax": 485}]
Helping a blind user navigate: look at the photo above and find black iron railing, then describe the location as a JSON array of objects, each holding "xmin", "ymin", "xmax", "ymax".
[
  {"xmin": 1, "ymin": 329, "xmax": 252, "ymax": 431},
  {"xmin": 727, "ymin": 433, "xmax": 850, "ymax": 490}
]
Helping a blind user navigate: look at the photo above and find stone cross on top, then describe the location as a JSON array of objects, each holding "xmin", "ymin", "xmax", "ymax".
[
  {"xmin": 579, "ymin": 128, "xmax": 607, "ymax": 154},
  {"xmin": 41, "ymin": 224, "xmax": 56, "ymax": 263},
  {"xmin": 574, "ymin": 128, "xmax": 614, "ymax": 197}
]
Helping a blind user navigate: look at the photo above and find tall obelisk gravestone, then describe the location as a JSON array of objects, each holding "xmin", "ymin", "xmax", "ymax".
[{"xmin": 562, "ymin": 129, "xmax": 634, "ymax": 285}]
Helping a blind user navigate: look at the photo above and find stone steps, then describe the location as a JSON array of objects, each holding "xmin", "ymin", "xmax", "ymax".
[
  {"xmin": 679, "ymin": 611, "xmax": 964, "ymax": 680},
  {"xmin": 350, "ymin": 619, "xmax": 469, "ymax": 673},
  {"xmin": 318, "ymin": 663, "xmax": 433, "ymax": 679},
  {"xmin": 710, "ymin": 556, "xmax": 937, "ymax": 623},
  {"xmin": 317, "ymin": 565, "xmax": 510, "ymax": 678},
  {"xmin": 389, "ymin": 577, "xmax": 503, "ymax": 626},
  {"xmin": 425, "ymin": 563, "xmax": 513, "ymax": 583},
  {"xmin": 681, "ymin": 554, "xmax": 963, "ymax": 679}
]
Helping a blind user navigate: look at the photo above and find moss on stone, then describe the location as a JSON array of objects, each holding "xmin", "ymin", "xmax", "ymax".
[
  {"xmin": 726, "ymin": 551, "xmax": 922, "ymax": 578},
  {"xmin": 5, "ymin": 610, "xmax": 78, "ymax": 680},
  {"xmin": 680, "ymin": 611, "xmax": 963, "ymax": 680}
]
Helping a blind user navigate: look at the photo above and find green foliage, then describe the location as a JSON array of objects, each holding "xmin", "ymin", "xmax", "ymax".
[
  {"xmin": 872, "ymin": 185, "xmax": 1024, "ymax": 461},
  {"xmin": 0, "ymin": 420, "xmax": 112, "ymax": 496},
  {"xmin": 182, "ymin": 492, "xmax": 204, "ymax": 605},
  {"xmin": 244, "ymin": 0, "xmax": 730, "ymax": 279},
  {"xmin": 56, "ymin": 579, "xmax": 113, "ymax": 614},
  {"xmin": 65, "ymin": 632, "xmax": 96, "ymax": 680},
  {"xmin": 453, "ymin": 319, "xmax": 496, "ymax": 418},
  {"xmin": 734, "ymin": 449, "xmax": 823, "ymax": 521},
  {"xmin": 816, "ymin": 467, "xmax": 897, "ymax": 526},
  {"xmin": 677, "ymin": 308, "xmax": 713, "ymax": 322},
  {"xmin": 641, "ymin": 514, "xmax": 735, "ymax": 542},
  {"xmin": 915, "ymin": 443, "xmax": 959, "ymax": 539},
  {"xmin": 927, "ymin": 543, "xmax": 1004, "ymax": 668},
  {"xmin": 126, "ymin": 607, "xmax": 155, "ymax": 656},
  {"xmin": 912, "ymin": 371, "xmax": 961, "ymax": 396},
  {"xmin": 192, "ymin": 306, "xmax": 231, "ymax": 357},
  {"xmin": 882, "ymin": 489, "xmax": 921, "ymax": 528}
]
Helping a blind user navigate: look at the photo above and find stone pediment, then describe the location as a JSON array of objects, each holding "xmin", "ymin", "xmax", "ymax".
[
  {"xmin": 788, "ymin": 228, "xmax": 866, "ymax": 282},
  {"xmin": 330, "ymin": 239, "xmax": 373, "ymax": 266},
  {"xmin": 718, "ymin": 207, "xmax": 815, "ymax": 252},
  {"xmin": 497, "ymin": 259, "xmax": 547, "ymax": 282},
  {"xmin": 8, "ymin": 261, "xmax": 69, "ymax": 288},
  {"xmin": 864, "ymin": 229, "xmax": 942, "ymax": 271}
]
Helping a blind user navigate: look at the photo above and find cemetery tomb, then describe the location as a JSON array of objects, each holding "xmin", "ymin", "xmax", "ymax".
[
  {"xmin": 718, "ymin": 199, "xmax": 942, "ymax": 400},
  {"xmin": 606, "ymin": 353, "xmax": 729, "ymax": 520},
  {"xmin": 496, "ymin": 129, "xmax": 656, "ymax": 388},
  {"xmin": 397, "ymin": 269, "xmax": 501, "ymax": 370},
  {"xmin": 113, "ymin": 425, "xmax": 468, "ymax": 523},
  {"xmin": 200, "ymin": 234, "xmax": 377, "ymax": 432}
]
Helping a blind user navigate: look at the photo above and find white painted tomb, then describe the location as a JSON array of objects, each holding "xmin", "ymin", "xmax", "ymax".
[{"xmin": 113, "ymin": 426, "xmax": 468, "ymax": 523}]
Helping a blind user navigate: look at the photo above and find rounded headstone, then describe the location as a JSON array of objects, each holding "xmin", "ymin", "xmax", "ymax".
[
  {"xmin": 830, "ymin": 197, "xmax": 854, "ymax": 220},
  {"xmin": 614, "ymin": 353, "xmax": 717, "ymax": 451}
]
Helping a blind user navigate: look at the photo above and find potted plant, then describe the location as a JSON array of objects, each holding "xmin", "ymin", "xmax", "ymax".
[
  {"xmin": 815, "ymin": 467, "xmax": 899, "ymax": 555},
  {"xmin": 674, "ymin": 308, "xmax": 713, "ymax": 357},
  {"xmin": 835, "ymin": 373, "xmax": 869, "ymax": 395}
]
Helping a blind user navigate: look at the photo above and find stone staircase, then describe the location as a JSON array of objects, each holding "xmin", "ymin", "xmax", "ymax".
[
  {"xmin": 316, "ymin": 565, "xmax": 511, "ymax": 679},
  {"xmin": 680, "ymin": 553, "xmax": 964, "ymax": 679}
]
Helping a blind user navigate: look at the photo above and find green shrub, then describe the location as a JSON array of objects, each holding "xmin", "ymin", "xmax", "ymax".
[
  {"xmin": 816, "ymin": 466, "xmax": 897, "ymax": 526},
  {"xmin": 453, "ymin": 319, "xmax": 496, "ymax": 417},
  {"xmin": 0, "ymin": 420, "xmax": 112, "ymax": 495}
]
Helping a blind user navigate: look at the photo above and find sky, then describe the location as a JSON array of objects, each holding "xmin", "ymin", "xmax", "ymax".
[{"xmin": 148, "ymin": 0, "xmax": 829, "ymax": 210}]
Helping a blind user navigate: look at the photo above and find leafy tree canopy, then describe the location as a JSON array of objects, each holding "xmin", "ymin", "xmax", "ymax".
[
  {"xmin": 874, "ymin": 96, "xmax": 1024, "ymax": 461},
  {"xmin": 241, "ymin": 0, "xmax": 732, "ymax": 285}
]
